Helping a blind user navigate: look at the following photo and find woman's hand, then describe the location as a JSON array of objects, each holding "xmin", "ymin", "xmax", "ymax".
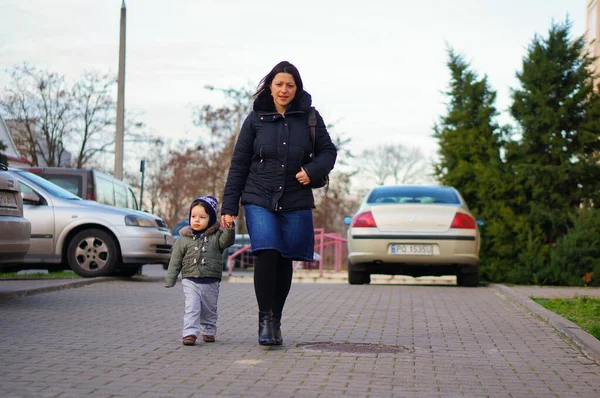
[
  {"xmin": 221, "ymin": 214, "xmax": 236, "ymax": 228},
  {"xmin": 296, "ymin": 168, "xmax": 312, "ymax": 185}
]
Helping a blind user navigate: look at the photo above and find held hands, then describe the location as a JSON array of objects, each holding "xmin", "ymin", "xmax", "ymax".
[
  {"xmin": 221, "ymin": 214, "xmax": 236, "ymax": 228},
  {"xmin": 296, "ymin": 168, "xmax": 312, "ymax": 185}
]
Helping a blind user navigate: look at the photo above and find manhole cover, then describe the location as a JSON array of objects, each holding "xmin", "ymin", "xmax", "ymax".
[{"xmin": 298, "ymin": 342, "xmax": 409, "ymax": 354}]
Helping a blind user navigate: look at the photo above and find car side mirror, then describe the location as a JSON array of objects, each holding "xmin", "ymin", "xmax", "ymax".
[
  {"xmin": 22, "ymin": 192, "xmax": 41, "ymax": 204},
  {"xmin": 344, "ymin": 216, "xmax": 352, "ymax": 225}
]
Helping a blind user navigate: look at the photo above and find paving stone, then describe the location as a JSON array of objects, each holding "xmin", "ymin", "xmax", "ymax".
[{"xmin": 1, "ymin": 280, "xmax": 600, "ymax": 396}]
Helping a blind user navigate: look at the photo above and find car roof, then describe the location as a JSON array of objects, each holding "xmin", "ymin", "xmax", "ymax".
[
  {"xmin": 370, "ymin": 185, "xmax": 455, "ymax": 194},
  {"xmin": 364, "ymin": 185, "xmax": 464, "ymax": 207}
]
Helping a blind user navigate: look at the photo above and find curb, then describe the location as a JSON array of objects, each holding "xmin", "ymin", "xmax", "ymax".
[
  {"xmin": 491, "ymin": 284, "xmax": 600, "ymax": 362},
  {"xmin": 0, "ymin": 277, "xmax": 120, "ymax": 301},
  {"xmin": 224, "ymin": 272, "xmax": 457, "ymax": 285}
]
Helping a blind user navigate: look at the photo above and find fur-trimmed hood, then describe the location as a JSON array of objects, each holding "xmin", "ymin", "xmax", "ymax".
[
  {"xmin": 178, "ymin": 222, "xmax": 220, "ymax": 238},
  {"xmin": 253, "ymin": 90, "xmax": 312, "ymax": 114}
]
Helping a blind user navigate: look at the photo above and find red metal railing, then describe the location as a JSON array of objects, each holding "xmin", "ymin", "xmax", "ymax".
[
  {"xmin": 313, "ymin": 228, "xmax": 348, "ymax": 277},
  {"xmin": 226, "ymin": 228, "xmax": 347, "ymax": 276}
]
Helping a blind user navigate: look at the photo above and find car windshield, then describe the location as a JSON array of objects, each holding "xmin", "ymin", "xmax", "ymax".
[
  {"xmin": 12, "ymin": 169, "xmax": 82, "ymax": 200},
  {"xmin": 366, "ymin": 186, "xmax": 460, "ymax": 205}
]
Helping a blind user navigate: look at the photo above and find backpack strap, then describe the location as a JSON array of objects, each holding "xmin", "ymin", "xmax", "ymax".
[{"xmin": 308, "ymin": 106, "xmax": 316, "ymax": 157}]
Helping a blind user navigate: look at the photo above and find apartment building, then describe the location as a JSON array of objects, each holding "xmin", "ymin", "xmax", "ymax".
[{"xmin": 587, "ymin": 0, "xmax": 600, "ymax": 72}]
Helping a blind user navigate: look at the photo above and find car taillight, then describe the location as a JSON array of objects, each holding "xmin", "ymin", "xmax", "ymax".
[
  {"xmin": 451, "ymin": 212, "xmax": 477, "ymax": 229},
  {"xmin": 351, "ymin": 211, "xmax": 377, "ymax": 228}
]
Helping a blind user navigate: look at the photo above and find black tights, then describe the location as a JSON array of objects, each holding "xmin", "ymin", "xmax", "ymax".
[{"xmin": 253, "ymin": 249, "xmax": 293, "ymax": 314}]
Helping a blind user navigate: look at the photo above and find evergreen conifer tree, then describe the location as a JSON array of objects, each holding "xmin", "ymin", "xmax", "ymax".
[
  {"xmin": 434, "ymin": 49, "xmax": 515, "ymax": 281},
  {"xmin": 507, "ymin": 20, "xmax": 600, "ymax": 279}
]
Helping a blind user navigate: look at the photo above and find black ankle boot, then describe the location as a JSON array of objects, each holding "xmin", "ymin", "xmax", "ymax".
[
  {"xmin": 258, "ymin": 311, "xmax": 275, "ymax": 345},
  {"xmin": 272, "ymin": 313, "xmax": 283, "ymax": 345}
]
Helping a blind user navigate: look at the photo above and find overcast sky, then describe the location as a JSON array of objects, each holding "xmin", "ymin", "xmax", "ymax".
[{"xmin": 0, "ymin": 0, "xmax": 587, "ymax": 169}]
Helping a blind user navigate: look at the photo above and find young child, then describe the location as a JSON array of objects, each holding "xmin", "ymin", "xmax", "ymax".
[{"xmin": 165, "ymin": 195, "xmax": 235, "ymax": 346}]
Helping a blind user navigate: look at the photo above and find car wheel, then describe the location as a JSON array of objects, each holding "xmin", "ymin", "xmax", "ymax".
[
  {"xmin": 0, "ymin": 265, "xmax": 23, "ymax": 273},
  {"xmin": 457, "ymin": 272, "xmax": 479, "ymax": 287},
  {"xmin": 47, "ymin": 264, "xmax": 70, "ymax": 273},
  {"xmin": 348, "ymin": 269, "xmax": 365, "ymax": 285},
  {"xmin": 114, "ymin": 265, "xmax": 142, "ymax": 277},
  {"xmin": 363, "ymin": 273, "xmax": 371, "ymax": 285},
  {"xmin": 67, "ymin": 229, "xmax": 119, "ymax": 278}
]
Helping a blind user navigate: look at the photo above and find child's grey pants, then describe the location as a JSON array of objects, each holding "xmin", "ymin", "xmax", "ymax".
[{"xmin": 181, "ymin": 278, "xmax": 220, "ymax": 338}]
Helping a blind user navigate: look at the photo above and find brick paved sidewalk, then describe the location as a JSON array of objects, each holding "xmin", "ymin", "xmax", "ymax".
[
  {"xmin": 1, "ymin": 278, "xmax": 599, "ymax": 397},
  {"xmin": 492, "ymin": 284, "xmax": 600, "ymax": 365}
]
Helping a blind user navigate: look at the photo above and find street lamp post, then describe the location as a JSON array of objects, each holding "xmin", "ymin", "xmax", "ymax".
[{"xmin": 114, "ymin": 0, "xmax": 127, "ymax": 180}]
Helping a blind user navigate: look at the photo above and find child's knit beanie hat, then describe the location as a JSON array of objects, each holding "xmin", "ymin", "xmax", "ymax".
[{"xmin": 189, "ymin": 195, "xmax": 219, "ymax": 227}]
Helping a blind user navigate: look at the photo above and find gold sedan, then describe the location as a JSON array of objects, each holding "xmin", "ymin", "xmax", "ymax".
[{"xmin": 345, "ymin": 185, "xmax": 480, "ymax": 286}]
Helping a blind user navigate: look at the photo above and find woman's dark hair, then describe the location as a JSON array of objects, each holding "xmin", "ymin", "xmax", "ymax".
[{"xmin": 254, "ymin": 61, "xmax": 304, "ymax": 100}]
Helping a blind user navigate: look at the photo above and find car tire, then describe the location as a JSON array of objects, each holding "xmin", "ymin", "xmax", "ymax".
[
  {"xmin": 0, "ymin": 265, "xmax": 23, "ymax": 273},
  {"xmin": 67, "ymin": 229, "xmax": 119, "ymax": 278},
  {"xmin": 115, "ymin": 265, "xmax": 142, "ymax": 277},
  {"xmin": 348, "ymin": 269, "xmax": 365, "ymax": 285},
  {"xmin": 363, "ymin": 273, "xmax": 371, "ymax": 285},
  {"xmin": 457, "ymin": 272, "xmax": 479, "ymax": 287},
  {"xmin": 47, "ymin": 265, "xmax": 70, "ymax": 273}
]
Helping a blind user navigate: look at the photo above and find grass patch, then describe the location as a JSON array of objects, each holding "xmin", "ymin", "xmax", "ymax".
[
  {"xmin": 532, "ymin": 296, "xmax": 600, "ymax": 340},
  {"xmin": 0, "ymin": 270, "xmax": 80, "ymax": 279}
]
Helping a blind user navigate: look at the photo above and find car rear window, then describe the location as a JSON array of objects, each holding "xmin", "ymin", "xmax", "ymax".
[
  {"xmin": 44, "ymin": 175, "xmax": 82, "ymax": 196},
  {"xmin": 366, "ymin": 186, "xmax": 460, "ymax": 205},
  {"xmin": 13, "ymin": 170, "xmax": 81, "ymax": 200}
]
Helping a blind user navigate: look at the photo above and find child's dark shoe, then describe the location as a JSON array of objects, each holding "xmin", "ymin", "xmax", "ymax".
[
  {"xmin": 183, "ymin": 335, "xmax": 197, "ymax": 346},
  {"xmin": 202, "ymin": 335, "xmax": 215, "ymax": 343}
]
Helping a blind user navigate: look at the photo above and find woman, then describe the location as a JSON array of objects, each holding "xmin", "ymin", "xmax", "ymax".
[{"xmin": 221, "ymin": 61, "xmax": 337, "ymax": 346}]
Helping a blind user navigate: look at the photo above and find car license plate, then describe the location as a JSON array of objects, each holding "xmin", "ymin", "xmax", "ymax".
[
  {"xmin": 391, "ymin": 244, "xmax": 433, "ymax": 255},
  {"xmin": 0, "ymin": 192, "xmax": 17, "ymax": 209}
]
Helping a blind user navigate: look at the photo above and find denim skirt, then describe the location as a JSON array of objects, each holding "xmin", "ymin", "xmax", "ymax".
[{"xmin": 244, "ymin": 204, "xmax": 314, "ymax": 261}]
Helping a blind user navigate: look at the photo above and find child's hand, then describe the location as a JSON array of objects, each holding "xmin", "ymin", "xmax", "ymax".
[{"xmin": 221, "ymin": 214, "xmax": 236, "ymax": 228}]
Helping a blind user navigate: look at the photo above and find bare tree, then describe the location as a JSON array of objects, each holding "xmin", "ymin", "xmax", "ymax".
[
  {"xmin": 312, "ymin": 129, "xmax": 362, "ymax": 233},
  {"xmin": 71, "ymin": 71, "xmax": 116, "ymax": 168},
  {"xmin": 359, "ymin": 143, "xmax": 430, "ymax": 185},
  {"xmin": 192, "ymin": 105, "xmax": 239, "ymax": 197},
  {"xmin": 0, "ymin": 64, "xmax": 143, "ymax": 169},
  {"xmin": 0, "ymin": 63, "xmax": 72, "ymax": 166},
  {"xmin": 142, "ymin": 138, "xmax": 171, "ymax": 215},
  {"xmin": 191, "ymin": 85, "xmax": 254, "ymax": 231},
  {"xmin": 155, "ymin": 147, "xmax": 209, "ymax": 227}
]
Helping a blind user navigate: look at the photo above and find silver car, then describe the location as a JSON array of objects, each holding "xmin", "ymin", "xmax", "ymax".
[
  {"xmin": 8, "ymin": 168, "xmax": 173, "ymax": 277},
  {"xmin": 0, "ymin": 163, "xmax": 31, "ymax": 268}
]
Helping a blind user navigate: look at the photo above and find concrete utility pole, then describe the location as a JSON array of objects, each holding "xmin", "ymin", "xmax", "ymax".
[{"xmin": 114, "ymin": 0, "xmax": 127, "ymax": 180}]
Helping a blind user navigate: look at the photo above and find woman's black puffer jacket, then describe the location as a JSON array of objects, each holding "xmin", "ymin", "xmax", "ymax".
[{"xmin": 221, "ymin": 91, "xmax": 337, "ymax": 216}]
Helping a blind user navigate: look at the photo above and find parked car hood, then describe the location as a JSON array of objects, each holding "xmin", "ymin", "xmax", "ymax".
[{"xmin": 75, "ymin": 199, "xmax": 164, "ymax": 220}]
